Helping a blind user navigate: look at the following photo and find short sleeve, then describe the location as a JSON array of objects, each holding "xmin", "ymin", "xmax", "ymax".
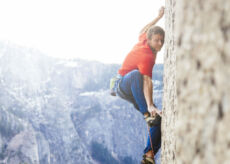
[{"xmin": 138, "ymin": 33, "xmax": 147, "ymax": 42}]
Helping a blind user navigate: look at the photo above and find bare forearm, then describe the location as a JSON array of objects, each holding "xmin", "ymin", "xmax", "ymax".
[
  {"xmin": 140, "ymin": 16, "xmax": 162, "ymax": 34},
  {"xmin": 143, "ymin": 75, "xmax": 154, "ymax": 108},
  {"xmin": 143, "ymin": 75, "xmax": 162, "ymax": 116}
]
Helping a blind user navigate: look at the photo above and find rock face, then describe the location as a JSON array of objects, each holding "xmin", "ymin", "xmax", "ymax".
[
  {"xmin": 162, "ymin": 0, "xmax": 230, "ymax": 163},
  {"xmin": 161, "ymin": 0, "xmax": 177, "ymax": 163}
]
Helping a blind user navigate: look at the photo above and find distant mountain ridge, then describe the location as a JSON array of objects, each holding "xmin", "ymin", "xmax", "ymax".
[{"xmin": 0, "ymin": 42, "xmax": 163, "ymax": 164}]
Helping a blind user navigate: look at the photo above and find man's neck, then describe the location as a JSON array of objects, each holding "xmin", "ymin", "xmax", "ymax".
[{"xmin": 147, "ymin": 41, "xmax": 157, "ymax": 55}]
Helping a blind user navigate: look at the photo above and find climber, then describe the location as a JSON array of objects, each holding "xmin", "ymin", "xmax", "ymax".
[{"xmin": 110, "ymin": 6, "xmax": 165, "ymax": 164}]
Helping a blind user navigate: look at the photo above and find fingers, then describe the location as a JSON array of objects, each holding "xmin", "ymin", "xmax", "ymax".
[
  {"xmin": 159, "ymin": 6, "xmax": 164, "ymax": 12},
  {"xmin": 150, "ymin": 110, "xmax": 156, "ymax": 117},
  {"xmin": 148, "ymin": 106, "xmax": 162, "ymax": 117},
  {"xmin": 158, "ymin": 7, "xmax": 165, "ymax": 18},
  {"xmin": 156, "ymin": 110, "xmax": 162, "ymax": 117},
  {"xmin": 150, "ymin": 108, "xmax": 162, "ymax": 117}
]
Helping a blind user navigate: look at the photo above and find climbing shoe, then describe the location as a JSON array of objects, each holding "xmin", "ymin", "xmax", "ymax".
[
  {"xmin": 144, "ymin": 113, "xmax": 161, "ymax": 127},
  {"xmin": 141, "ymin": 155, "xmax": 155, "ymax": 164}
]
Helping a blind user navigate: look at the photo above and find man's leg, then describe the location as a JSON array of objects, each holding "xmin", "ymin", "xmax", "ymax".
[
  {"xmin": 144, "ymin": 125, "xmax": 161, "ymax": 158},
  {"xmin": 119, "ymin": 70, "xmax": 148, "ymax": 114},
  {"xmin": 118, "ymin": 70, "xmax": 161, "ymax": 161}
]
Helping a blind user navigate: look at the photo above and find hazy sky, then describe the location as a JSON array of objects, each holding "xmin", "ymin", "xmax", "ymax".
[{"xmin": 0, "ymin": 0, "xmax": 165, "ymax": 64}]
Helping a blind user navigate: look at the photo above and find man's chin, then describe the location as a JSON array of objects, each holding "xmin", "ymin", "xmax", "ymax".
[{"xmin": 157, "ymin": 48, "xmax": 162, "ymax": 52}]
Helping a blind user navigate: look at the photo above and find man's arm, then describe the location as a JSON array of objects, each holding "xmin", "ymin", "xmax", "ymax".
[
  {"xmin": 140, "ymin": 6, "xmax": 165, "ymax": 34},
  {"xmin": 143, "ymin": 75, "xmax": 162, "ymax": 116}
]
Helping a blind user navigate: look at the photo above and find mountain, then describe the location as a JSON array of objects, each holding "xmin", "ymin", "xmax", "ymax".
[{"xmin": 0, "ymin": 41, "xmax": 163, "ymax": 164}]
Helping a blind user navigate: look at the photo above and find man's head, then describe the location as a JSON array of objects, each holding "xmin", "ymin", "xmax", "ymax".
[{"xmin": 147, "ymin": 26, "xmax": 165, "ymax": 53}]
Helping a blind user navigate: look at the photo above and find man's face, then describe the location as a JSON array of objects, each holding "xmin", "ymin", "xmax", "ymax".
[{"xmin": 148, "ymin": 34, "xmax": 164, "ymax": 52}]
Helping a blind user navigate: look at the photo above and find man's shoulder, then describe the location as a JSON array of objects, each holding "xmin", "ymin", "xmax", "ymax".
[
  {"xmin": 138, "ymin": 32, "xmax": 147, "ymax": 42},
  {"xmin": 131, "ymin": 46, "xmax": 154, "ymax": 59}
]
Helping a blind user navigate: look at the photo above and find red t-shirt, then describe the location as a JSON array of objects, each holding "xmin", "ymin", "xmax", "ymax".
[{"xmin": 118, "ymin": 33, "xmax": 156, "ymax": 78}]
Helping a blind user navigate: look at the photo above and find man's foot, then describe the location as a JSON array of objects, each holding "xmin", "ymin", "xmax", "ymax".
[
  {"xmin": 144, "ymin": 113, "xmax": 161, "ymax": 127},
  {"xmin": 141, "ymin": 155, "xmax": 155, "ymax": 164}
]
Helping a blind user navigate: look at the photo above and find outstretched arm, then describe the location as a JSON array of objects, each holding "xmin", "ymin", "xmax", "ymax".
[{"xmin": 140, "ymin": 6, "xmax": 165, "ymax": 34}]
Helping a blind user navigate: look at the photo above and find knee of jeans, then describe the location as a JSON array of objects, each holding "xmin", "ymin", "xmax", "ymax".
[
  {"xmin": 131, "ymin": 70, "xmax": 142, "ymax": 80},
  {"xmin": 131, "ymin": 70, "xmax": 141, "ymax": 76}
]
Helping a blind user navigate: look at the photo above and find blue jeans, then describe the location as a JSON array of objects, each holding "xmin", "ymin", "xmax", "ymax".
[{"xmin": 116, "ymin": 70, "xmax": 161, "ymax": 154}]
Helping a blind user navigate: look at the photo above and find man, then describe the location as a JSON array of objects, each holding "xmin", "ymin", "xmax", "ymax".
[{"xmin": 111, "ymin": 7, "xmax": 165, "ymax": 164}]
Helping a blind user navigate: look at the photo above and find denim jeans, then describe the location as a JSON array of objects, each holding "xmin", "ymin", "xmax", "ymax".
[{"xmin": 116, "ymin": 70, "xmax": 161, "ymax": 154}]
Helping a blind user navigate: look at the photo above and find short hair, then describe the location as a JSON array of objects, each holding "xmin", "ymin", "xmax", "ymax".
[{"xmin": 147, "ymin": 26, "xmax": 165, "ymax": 41}]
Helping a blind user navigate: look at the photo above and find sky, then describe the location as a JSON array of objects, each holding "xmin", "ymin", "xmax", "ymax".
[{"xmin": 0, "ymin": 0, "xmax": 165, "ymax": 64}]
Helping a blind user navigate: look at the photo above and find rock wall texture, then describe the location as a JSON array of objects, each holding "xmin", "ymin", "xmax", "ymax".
[
  {"xmin": 162, "ymin": 0, "xmax": 230, "ymax": 163},
  {"xmin": 161, "ymin": 0, "xmax": 176, "ymax": 163}
]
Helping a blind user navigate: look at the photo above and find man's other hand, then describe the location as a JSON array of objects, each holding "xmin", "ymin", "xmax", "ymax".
[{"xmin": 158, "ymin": 6, "xmax": 165, "ymax": 18}]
